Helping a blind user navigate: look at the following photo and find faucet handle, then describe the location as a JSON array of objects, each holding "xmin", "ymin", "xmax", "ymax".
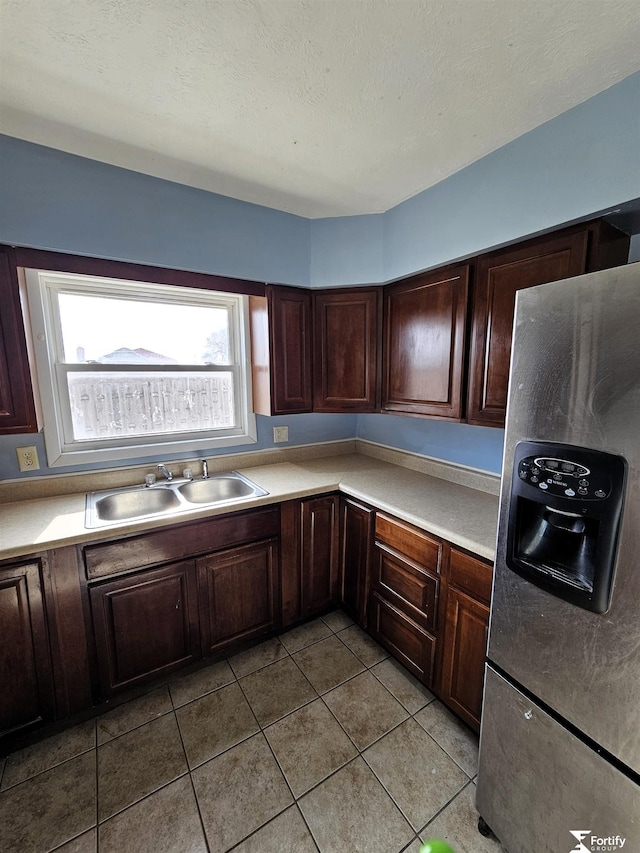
[
  {"xmin": 144, "ymin": 473, "xmax": 156, "ymax": 487},
  {"xmin": 201, "ymin": 459, "xmax": 209, "ymax": 479}
]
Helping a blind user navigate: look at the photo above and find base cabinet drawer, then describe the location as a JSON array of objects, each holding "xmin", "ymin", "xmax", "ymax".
[
  {"xmin": 90, "ymin": 560, "xmax": 201, "ymax": 697},
  {"xmin": 368, "ymin": 592, "xmax": 436, "ymax": 686},
  {"xmin": 375, "ymin": 545, "xmax": 439, "ymax": 633}
]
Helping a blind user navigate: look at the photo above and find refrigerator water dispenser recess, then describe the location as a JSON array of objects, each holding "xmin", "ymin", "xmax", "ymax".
[{"xmin": 506, "ymin": 441, "xmax": 627, "ymax": 613}]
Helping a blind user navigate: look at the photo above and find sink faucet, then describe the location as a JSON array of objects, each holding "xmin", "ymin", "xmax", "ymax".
[
  {"xmin": 157, "ymin": 463, "xmax": 173, "ymax": 481},
  {"xmin": 201, "ymin": 459, "xmax": 209, "ymax": 479}
]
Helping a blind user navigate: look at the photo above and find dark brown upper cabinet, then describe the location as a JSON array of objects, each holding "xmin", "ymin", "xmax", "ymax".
[
  {"xmin": 313, "ymin": 288, "xmax": 381, "ymax": 412},
  {"xmin": 466, "ymin": 221, "xmax": 630, "ymax": 427},
  {"xmin": 382, "ymin": 264, "xmax": 469, "ymax": 420},
  {"xmin": 0, "ymin": 250, "xmax": 38, "ymax": 434},
  {"xmin": 250, "ymin": 285, "xmax": 313, "ymax": 415}
]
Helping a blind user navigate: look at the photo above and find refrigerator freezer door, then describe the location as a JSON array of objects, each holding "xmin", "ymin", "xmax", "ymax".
[
  {"xmin": 488, "ymin": 262, "xmax": 640, "ymax": 774},
  {"xmin": 477, "ymin": 666, "xmax": 640, "ymax": 853}
]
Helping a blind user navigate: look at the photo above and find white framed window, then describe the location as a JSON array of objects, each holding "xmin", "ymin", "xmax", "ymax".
[{"xmin": 25, "ymin": 270, "xmax": 256, "ymax": 467}]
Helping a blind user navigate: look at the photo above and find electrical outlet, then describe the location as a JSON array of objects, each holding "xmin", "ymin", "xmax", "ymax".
[
  {"xmin": 16, "ymin": 445, "xmax": 40, "ymax": 472},
  {"xmin": 273, "ymin": 426, "xmax": 289, "ymax": 443}
]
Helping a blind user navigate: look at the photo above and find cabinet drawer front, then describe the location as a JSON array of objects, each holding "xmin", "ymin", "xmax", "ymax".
[
  {"xmin": 375, "ymin": 513, "xmax": 441, "ymax": 572},
  {"xmin": 369, "ymin": 593, "xmax": 436, "ymax": 686},
  {"xmin": 449, "ymin": 548, "xmax": 493, "ymax": 605},
  {"xmin": 84, "ymin": 506, "xmax": 280, "ymax": 579},
  {"xmin": 375, "ymin": 545, "xmax": 439, "ymax": 633}
]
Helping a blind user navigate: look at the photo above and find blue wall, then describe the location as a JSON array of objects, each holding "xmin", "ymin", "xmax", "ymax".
[
  {"xmin": 0, "ymin": 414, "xmax": 358, "ymax": 480},
  {"xmin": 357, "ymin": 415, "xmax": 505, "ymax": 475},
  {"xmin": 1, "ymin": 71, "xmax": 638, "ymax": 480},
  {"xmin": 0, "ymin": 134, "xmax": 311, "ymax": 286}
]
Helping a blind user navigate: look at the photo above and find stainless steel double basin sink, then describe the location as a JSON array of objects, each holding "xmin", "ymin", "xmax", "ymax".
[{"xmin": 85, "ymin": 471, "xmax": 268, "ymax": 528}]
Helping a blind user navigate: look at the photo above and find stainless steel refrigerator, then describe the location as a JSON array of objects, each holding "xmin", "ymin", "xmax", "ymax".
[{"xmin": 476, "ymin": 261, "xmax": 640, "ymax": 853}]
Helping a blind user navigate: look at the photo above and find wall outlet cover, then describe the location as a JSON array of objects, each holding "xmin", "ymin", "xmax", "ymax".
[
  {"xmin": 273, "ymin": 426, "xmax": 289, "ymax": 443},
  {"xmin": 16, "ymin": 445, "xmax": 40, "ymax": 471}
]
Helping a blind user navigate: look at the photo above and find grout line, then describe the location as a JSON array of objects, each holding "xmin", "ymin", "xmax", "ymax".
[
  {"xmin": 418, "ymin": 776, "xmax": 475, "ymax": 837},
  {"xmin": 96, "ymin": 767, "xmax": 191, "ymax": 826},
  {"xmin": 0, "ymin": 739, "xmax": 97, "ymax": 793},
  {"xmin": 185, "ymin": 760, "xmax": 212, "ymax": 853},
  {"xmin": 94, "ymin": 738, "xmax": 99, "ymax": 853}
]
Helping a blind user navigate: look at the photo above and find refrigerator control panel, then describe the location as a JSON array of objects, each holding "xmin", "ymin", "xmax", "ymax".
[
  {"xmin": 507, "ymin": 440, "xmax": 627, "ymax": 613},
  {"xmin": 517, "ymin": 455, "xmax": 612, "ymax": 499}
]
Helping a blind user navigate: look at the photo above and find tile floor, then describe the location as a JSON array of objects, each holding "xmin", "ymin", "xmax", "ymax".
[{"xmin": 0, "ymin": 611, "xmax": 504, "ymax": 853}]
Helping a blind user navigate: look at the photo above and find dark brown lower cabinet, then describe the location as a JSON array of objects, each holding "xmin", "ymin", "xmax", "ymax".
[
  {"xmin": 198, "ymin": 539, "xmax": 279, "ymax": 655},
  {"xmin": 369, "ymin": 592, "xmax": 436, "ymax": 684},
  {"xmin": 90, "ymin": 560, "xmax": 201, "ymax": 697},
  {"xmin": 368, "ymin": 513, "xmax": 441, "ymax": 688},
  {"xmin": 438, "ymin": 547, "xmax": 493, "ymax": 731},
  {"xmin": 301, "ymin": 495, "xmax": 339, "ymax": 616},
  {"xmin": 0, "ymin": 559, "xmax": 55, "ymax": 742},
  {"xmin": 339, "ymin": 497, "xmax": 374, "ymax": 627}
]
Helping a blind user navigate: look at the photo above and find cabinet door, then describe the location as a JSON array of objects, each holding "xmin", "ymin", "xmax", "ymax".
[
  {"xmin": 301, "ymin": 495, "xmax": 339, "ymax": 615},
  {"xmin": 0, "ymin": 250, "xmax": 38, "ymax": 434},
  {"xmin": 0, "ymin": 560, "xmax": 54, "ymax": 740},
  {"xmin": 313, "ymin": 289, "xmax": 380, "ymax": 412},
  {"xmin": 250, "ymin": 286, "xmax": 312, "ymax": 415},
  {"xmin": 90, "ymin": 560, "xmax": 200, "ymax": 697},
  {"xmin": 439, "ymin": 586, "xmax": 489, "ymax": 731},
  {"xmin": 467, "ymin": 229, "xmax": 589, "ymax": 427},
  {"xmin": 198, "ymin": 539, "xmax": 279, "ymax": 655},
  {"xmin": 340, "ymin": 498, "xmax": 374, "ymax": 626},
  {"xmin": 382, "ymin": 264, "xmax": 469, "ymax": 419}
]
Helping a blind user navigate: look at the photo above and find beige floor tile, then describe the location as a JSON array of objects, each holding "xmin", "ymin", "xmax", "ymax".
[
  {"xmin": 293, "ymin": 634, "xmax": 365, "ymax": 694},
  {"xmin": 338, "ymin": 624, "xmax": 389, "ymax": 667},
  {"xmin": 192, "ymin": 733, "xmax": 293, "ymax": 851},
  {"xmin": 52, "ymin": 828, "xmax": 97, "ymax": 852},
  {"xmin": 97, "ymin": 712, "xmax": 187, "ymax": 820},
  {"xmin": 371, "ymin": 657, "xmax": 435, "ymax": 714},
  {"xmin": 321, "ymin": 609, "xmax": 355, "ymax": 632},
  {"xmin": 265, "ymin": 698, "xmax": 357, "ymax": 796},
  {"xmin": 364, "ymin": 718, "xmax": 468, "ymax": 830},
  {"xmin": 97, "ymin": 687, "xmax": 172, "ymax": 745},
  {"xmin": 240, "ymin": 656, "xmax": 317, "ymax": 726},
  {"xmin": 279, "ymin": 618, "xmax": 332, "ymax": 653},
  {"xmin": 299, "ymin": 756, "xmax": 413, "ymax": 853},
  {"xmin": 1, "ymin": 719, "xmax": 96, "ymax": 790},
  {"xmin": 229, "ymin": 637, "xmax": 288, "ymax": 677},
  {"xmin": 99, "ymin": 776, "xmax": 207, "ymax": 853},
  {"xmin": 402, "ymin": 839, "xmax": 424, "ymax": 853},
  {"xmin": 232, "ymin": 805, "xmax": 317, "ymax": 852},
  {"xmin": 0, "ymin": 751, "xmax": 96, "ymax": 853},
  {"xmin": 421, "ymin": 782, "xmax": 503, "ymax": 853},
  {"xmin": 176, "ymin": 681, "xmax": 258, "ymax": 768},
  {"xmin": 324, "ymin": 671, "xmax": 408, "ymax": 750},
  {"xmin": 415, "ymin": 701, "xmax": 479, "ymax": 777},
  {"xmin": 169, "ymin": 659, "xmax": 236, "ymax": 708}
]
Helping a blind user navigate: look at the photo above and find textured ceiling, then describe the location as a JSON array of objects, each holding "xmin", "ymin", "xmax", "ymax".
[{"xmin": 1, "ymin": 0, "xmax": 640, "ymax": 218}]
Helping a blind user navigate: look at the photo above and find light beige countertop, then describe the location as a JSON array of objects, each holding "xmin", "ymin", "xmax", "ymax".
[{"xmin": 0, "ymin": 450, "xmax": 500, "ymax": 562}]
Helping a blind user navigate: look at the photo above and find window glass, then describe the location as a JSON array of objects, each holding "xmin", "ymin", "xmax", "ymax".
[
  {"xmin": 57, "ymin": 292, "xmax": 231, "ymax": 365},
  {"xmin": 26, "ymin": 270, "xmax": 256, "ymax": 467}
]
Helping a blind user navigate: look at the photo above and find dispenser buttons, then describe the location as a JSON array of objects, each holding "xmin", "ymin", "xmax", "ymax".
[
  {"xmin": 564, "ymin": 488, "xmax": 576, "ymax": 497},
  {"xmin": 538, "ymin": 482, "xmax": 548, "ymax": 490},
  {"xmin": 595, "ymin": 489, "xmax": 607, "ymax": 498}
]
